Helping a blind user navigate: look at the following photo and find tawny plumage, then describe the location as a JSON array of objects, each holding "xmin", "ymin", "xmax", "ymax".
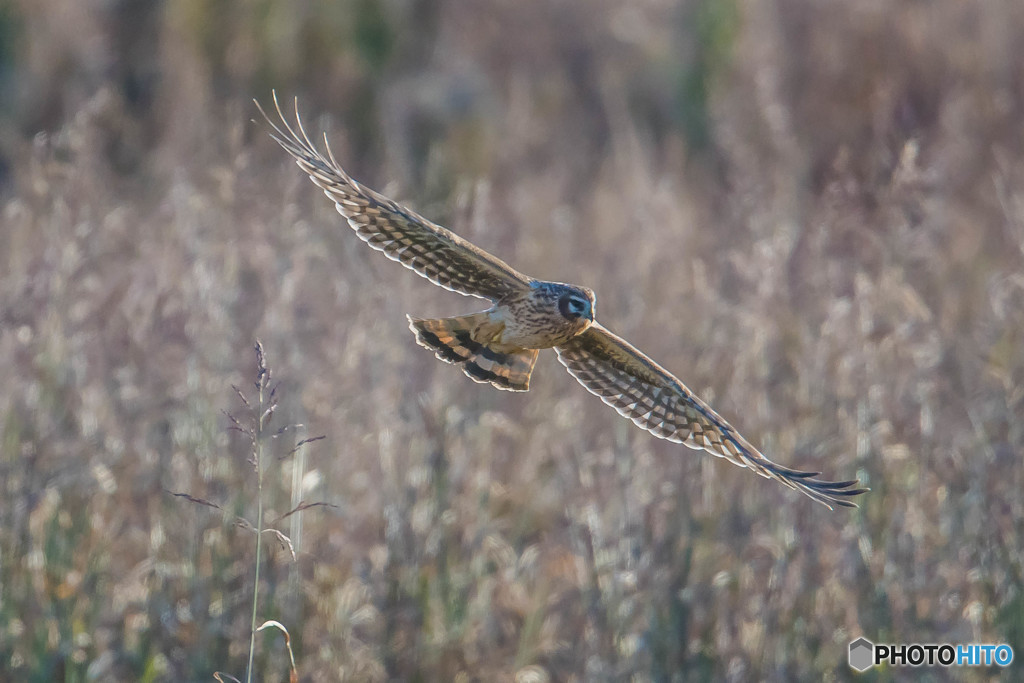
[{"xmin": 257, "ymin": 94, "xmax": 867, "ymax": 510}]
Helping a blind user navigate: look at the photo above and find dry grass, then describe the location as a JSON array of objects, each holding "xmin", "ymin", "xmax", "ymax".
[{"xmin": 1, "ymin": 1, "xmax": 1022, "ymax": 681}]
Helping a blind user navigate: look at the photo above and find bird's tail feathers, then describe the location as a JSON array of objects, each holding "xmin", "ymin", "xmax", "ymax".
[{"xmin": 408, "ymin": 314, "xmax": 538, "ymax": 392}]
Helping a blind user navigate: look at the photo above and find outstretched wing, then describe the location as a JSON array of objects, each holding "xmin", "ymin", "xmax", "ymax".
[
  {"xmin": 257, "ymin": 94, "xmax": 534, "ymax": 301},
  {"xmin": 555, "ymin": 323, "xmax": 867, "ymax": 509}
]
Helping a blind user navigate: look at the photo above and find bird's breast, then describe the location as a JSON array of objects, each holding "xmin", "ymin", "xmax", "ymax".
[{"xmin": 495, "ymin": 298, "xmax": 589, "ymax": 349}]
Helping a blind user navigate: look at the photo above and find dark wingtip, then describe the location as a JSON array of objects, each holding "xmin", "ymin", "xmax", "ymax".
[
  {"xmin": 761, "ymin": 457, "xmax": 868, "ymax": 510},
  {"xmin": 807, "ymin": 478, "xmax": 869, "ymax": 510}
]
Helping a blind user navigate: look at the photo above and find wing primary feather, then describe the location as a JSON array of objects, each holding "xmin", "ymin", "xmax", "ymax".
[
  {"xmin": 256, "ymin": 92, "xmax": 534, "ymax": 302},
  {"xmin": 556, "ymin": 324, "xmax": 868, "ymax": 510}
]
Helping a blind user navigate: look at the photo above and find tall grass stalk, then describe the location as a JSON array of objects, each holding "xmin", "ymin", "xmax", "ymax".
[
  {"xmin": 245, "ymin": 341, "xmax": 271, "ymax": 683},
  {"xmin": 173, "ymin": 341, "xmax": 324, "ymax": 681}
]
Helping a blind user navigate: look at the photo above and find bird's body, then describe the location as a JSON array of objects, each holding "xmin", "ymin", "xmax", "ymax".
[
  {"xmin": 258, "ymin": 94, "xmax": 868, "ymax": 510},
  {"xmin": 498, "ymin": 282, "xmax": 596, "ymax": 349}
]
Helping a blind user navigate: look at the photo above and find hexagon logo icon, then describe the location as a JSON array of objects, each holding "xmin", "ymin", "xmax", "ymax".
[{"xmin": 849, "ymin": 637, "xmax": 875, "ymax": 672}]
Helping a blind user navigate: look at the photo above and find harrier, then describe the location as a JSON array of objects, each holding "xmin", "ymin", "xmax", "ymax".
[{"xmin": 257, "ymin": 94, "xmax": 867, "ymax": 510}]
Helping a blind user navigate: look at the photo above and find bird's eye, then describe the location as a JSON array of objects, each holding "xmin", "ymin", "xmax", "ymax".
[{"xmin": 559, "ymin": 294, "xmax": 589, "ymax": 319}]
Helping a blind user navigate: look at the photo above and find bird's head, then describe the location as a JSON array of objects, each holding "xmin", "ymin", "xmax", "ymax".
[{"xmin": 556, "ymin": 285, "xmax": 596, "ymax": 323}]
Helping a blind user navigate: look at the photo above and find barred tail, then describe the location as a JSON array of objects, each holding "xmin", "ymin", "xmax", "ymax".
[{"xmin": 408, "ymin": 314, "xmax": 539, "ymax": 392}]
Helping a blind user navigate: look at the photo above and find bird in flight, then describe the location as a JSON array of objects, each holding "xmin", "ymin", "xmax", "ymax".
[{"xmin": 257, "ymin": 94, "xmax": 867, "ymax": 510}]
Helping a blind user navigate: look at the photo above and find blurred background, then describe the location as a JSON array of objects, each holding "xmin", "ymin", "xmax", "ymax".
[{"xmin": 1, "ymin": 0, "xmax": 1022, "ymax": 680}]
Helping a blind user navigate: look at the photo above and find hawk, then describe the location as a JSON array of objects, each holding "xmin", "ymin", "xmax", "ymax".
[{"xmin": 257, "ymin": 94, "xmax": 867, "ymax": 510}]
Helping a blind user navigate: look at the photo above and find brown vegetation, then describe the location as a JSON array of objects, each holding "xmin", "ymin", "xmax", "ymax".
[{"xmin": 0, "ymin": 1, "xmax": 1022, "ymax": 680}]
